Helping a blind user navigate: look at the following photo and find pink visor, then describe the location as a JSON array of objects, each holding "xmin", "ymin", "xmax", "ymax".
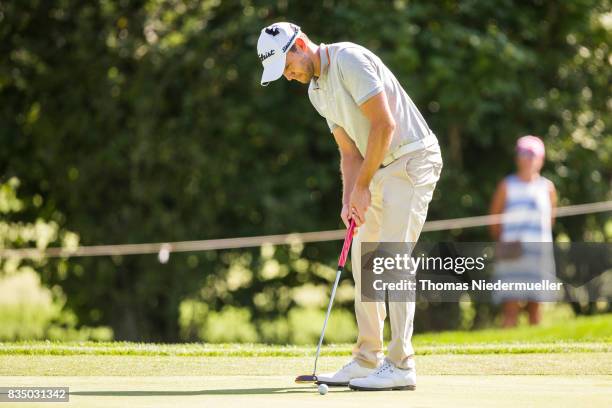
[{"xmin": 516, "ymin": 135, "xmax": 545, "ymax": 158}]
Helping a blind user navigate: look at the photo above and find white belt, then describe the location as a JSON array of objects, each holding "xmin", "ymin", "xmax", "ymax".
[{"xmin": 381, "ymin": 132, "xmax": 438, "ymax": 167}]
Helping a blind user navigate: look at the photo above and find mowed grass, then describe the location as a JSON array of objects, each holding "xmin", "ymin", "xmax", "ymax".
[
  {"xmin": 2, "ymin": 314, "xmax": 610, "ymax": 408},
  {"xmin": 3, "ymin": 352, "xmax": 612, "ymax": 376},
  {"xmin": 1, "ymin": 313, "xmax": 610, "ymax": 357}
]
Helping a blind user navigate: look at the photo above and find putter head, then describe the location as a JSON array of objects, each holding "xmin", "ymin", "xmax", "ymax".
[{"xmin": 295, "ymin": 374, "xmax": 317, "ymax": 383}]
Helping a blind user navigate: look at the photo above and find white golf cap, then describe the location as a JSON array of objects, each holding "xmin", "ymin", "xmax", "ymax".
[{"xmin": 257, "ymin": 22, "xmax": 301, "ymax": 86}]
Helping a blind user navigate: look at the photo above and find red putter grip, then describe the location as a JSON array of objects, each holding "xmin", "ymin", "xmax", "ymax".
[{"xmin": 337, "ymin": 219, "xmax": 356, "ymax": 268}]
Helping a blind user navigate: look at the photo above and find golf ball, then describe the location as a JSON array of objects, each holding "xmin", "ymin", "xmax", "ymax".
[{"xmin": 318, "ymin": 384, "xmax": 328, "ymax": 395}]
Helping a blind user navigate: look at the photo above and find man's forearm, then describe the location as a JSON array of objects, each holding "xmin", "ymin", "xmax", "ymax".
[
  {"xmin": 341, "ymin": 154, "xmax": 363, "ymax": 205},
  {"xmin": 355, "ymin": 123, "xmax": 394, "ymax": 188}
]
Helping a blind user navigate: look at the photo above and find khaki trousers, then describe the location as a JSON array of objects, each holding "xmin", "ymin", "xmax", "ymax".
[{"xmin": 351, "ymin": 142, "xmax": 443, "ymax": 369}]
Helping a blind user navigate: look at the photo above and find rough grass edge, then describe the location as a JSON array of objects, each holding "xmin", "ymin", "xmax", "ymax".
[{"xmin": 0, "ymin": 341, "xmax": 610, "ymax": 356}]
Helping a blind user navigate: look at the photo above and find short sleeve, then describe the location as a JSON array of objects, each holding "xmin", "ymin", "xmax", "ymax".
[
  {"xmin": 326, "ymin": 118, "xmax": 338, "ymax": 133},
  {"xmin": 337, "ymin": 47, "xmax": 384, "ymax": 105}
]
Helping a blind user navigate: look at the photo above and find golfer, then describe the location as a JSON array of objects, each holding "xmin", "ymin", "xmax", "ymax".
[{"xmin": 257, "ymin": 22, "xmax": 442, "ymax": 391}]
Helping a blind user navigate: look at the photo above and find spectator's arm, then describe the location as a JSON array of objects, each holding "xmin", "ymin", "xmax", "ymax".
[
  {"xmin": 489, "ymin": 180, "xmax": 507, "ymax": 241},
  {"xmin": 548, "ymin": 180, "xmax": 558, "ymax": 226}
]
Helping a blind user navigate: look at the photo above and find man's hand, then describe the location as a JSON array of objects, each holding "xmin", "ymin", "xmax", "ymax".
[
  {"xmin": 340, "ymin": 203, "xmax": 351, "ymax": 228},
  {"xmin": 349, "ymin": 185, "xmax": 371, "ymax": 226},
  {"xmin": 341, "ymin": 203, "xmax": 359, "ymax": 236}
]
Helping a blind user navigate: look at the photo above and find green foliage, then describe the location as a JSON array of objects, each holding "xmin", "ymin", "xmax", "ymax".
[
  {"xmin": 178, "ymin": 299, "xmax": 356, "ymax": 344},
  {"xmin": 324, "ymin": 308, "xmax": 358, "ymax": 344},
  {"xmin": 46, "ymin": 326, "xmax": 114, "ymax": 342},
  {"xmin": 0, "ymin": 268, "xmax": 59, "ymax": 340},
  {"xmin": 0, "ymin": 267, "xmax": 113, "ymax": 342},
  {"xmin": 178, "ymin": 298, "xmax": 209, "ymax": 341},
  {"xmin": 286, "ymin": 308, "xmax": 325, "ymax": 345},
  {"xmin": 259, "ymin": 318, "xmax": 290, "ymax": 344},
  {"xmin": 285, "ymin": 307, "xmax": 357, "ymax": 344},
  {"xmin": 205, "ymin": 306, "xmax": 259, "ymax": 343},
  {"xmin": 0, "ymin": 177, "xmax": 23, "ymax": 214},
  {"xmin": 1, "ymin": 1, "xmax": 610, "ymax": 341},
  {"xmin": 179, "ymin": 300, "xmax": 260, "ymax": 343},
  {"xmin": 0, "ymin": 179, "xmax": 112, "ymax": 341}
]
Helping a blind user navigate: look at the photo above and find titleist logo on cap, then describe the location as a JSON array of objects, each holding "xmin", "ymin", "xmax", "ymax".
[{"xmin": 259, "ymin": 49, "xmax": 275, "ymax": 61}]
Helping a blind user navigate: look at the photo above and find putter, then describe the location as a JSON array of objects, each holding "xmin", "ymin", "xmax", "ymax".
[{"xmin": 295, "ymin": 218, "xmax": 357, "ymax": 384}]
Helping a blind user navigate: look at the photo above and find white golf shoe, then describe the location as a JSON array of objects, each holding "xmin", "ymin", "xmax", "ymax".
[
  {"xmin": 349, "ymin": 359, "xmax": 416, "ymax": 391},
  {"xmin": 316, "ymin": 359, "xmax": 377, "ymax": 386}
]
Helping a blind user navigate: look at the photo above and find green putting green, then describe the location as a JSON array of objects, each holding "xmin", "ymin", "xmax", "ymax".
[
  {"xmin": 1, "ymin": 352, "xmax": 611, "ymax": 407},
  {"xmin": 2, "ymin": 372, "xmax": 611, "ymax": 408}
]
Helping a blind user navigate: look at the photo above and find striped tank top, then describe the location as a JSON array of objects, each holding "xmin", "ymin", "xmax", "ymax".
[{"xmin": 501, "ymin": 175, "xmax": 552, "ymax": 243}]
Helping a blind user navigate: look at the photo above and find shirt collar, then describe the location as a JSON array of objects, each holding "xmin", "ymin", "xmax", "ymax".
[
  {"xmin": 319, "ymin": 43, "xmax": 330, "ymax": 75},
  {"xmin": 311, "ymin": 43, "xmax": 329, "ymax": 90}
]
